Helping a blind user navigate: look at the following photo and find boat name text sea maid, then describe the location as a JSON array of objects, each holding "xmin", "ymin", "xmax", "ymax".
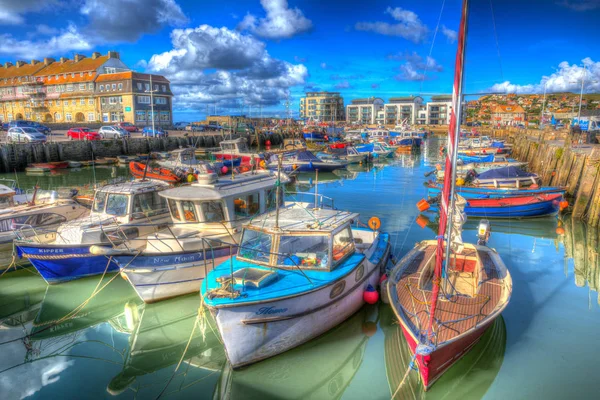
[{"xmin": 256, "ymin": 306, "xmax": 288, "ymax": 315}]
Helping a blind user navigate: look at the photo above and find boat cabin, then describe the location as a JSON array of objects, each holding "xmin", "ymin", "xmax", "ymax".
[
  {"xmin": 218, "ymin": 138, "xmax": 250, "ymax": 155},
  {"xmin": 237, "ymin": 207, "xmax": 359, "ymax": 271},
  {"xmin": 283, "ymin": 138, "xmax": 307, "ymax": 151},
  {"xmin": 368, "ymin": 130, "xmax": 390, "ymax": 142},
  {"xmin": 161, "ymin": 148, "xmax": 200, "ymax": 168}
]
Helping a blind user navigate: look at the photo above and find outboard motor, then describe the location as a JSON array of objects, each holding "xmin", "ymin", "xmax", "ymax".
[{"xmin": 477, "ymin": 219, "xmax": 491, "ymax": 246}]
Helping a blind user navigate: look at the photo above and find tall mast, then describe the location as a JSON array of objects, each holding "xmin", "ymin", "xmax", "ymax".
[{"xmin": 426, "ymin": 0, "xmax": 470, "ymax": 338}]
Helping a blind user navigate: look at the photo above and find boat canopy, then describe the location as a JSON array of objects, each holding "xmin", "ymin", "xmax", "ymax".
[
  {"xmin": 476, "ymin": 166, "xmax": 535, "ymax": 179},
  {"xmin": 237, "ymin": 206, "xmax": 359, "ymax": 271}
]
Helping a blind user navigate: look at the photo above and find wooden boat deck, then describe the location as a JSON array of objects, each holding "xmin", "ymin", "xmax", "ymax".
[{"xmin": 395, "ymin": 244, "xmax": 505, "ymax": 345}]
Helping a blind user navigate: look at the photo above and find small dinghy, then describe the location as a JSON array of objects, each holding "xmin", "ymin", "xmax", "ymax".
[{"xmin": 129, "ymin": 161, "xmax": 181, "ymax": 183}]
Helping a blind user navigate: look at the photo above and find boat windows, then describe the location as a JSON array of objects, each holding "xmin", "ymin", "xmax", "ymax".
[
  {"xmin": 0, "ymin": 215, "xmax": 34, "ymax": 232},
  {"xmin": 332, "ymin": 227, "xmax": 354, "ymax": 265},
  {"xmin": 201, "ymin": 201, "xmax": 224, "ymax": 223},
  {"xmin": 238, "ymin": 229, "xmax": 272, "ymax": 264},
  {"xmin": 105, "ymin": 194, "xmax": 129, "ymax": 216},
  {"xmin": 277, "ymin": 235, "xmax": 330, "ymax": 269},
  {"xmin": 132, "ymin": 192, "xmax": 168, "ymax": 219},
  {"xmin": 234, "ymin": 193, "xmax": 260, "ymax": 218},
  {"xmin": 92, "ymin": 191, "xmax": 108, "ymax": 213},
  {"xmin": 168, "ymin": 199, "xmax": 180, "ymax": 220},
  {"xmin": 0, "ymin": 196, "xmax": 13, "ymax": 209},
  {"xmin": 36, "ymin": 213, "xmax": 67, "ymax": 227},
  {"xmin": 181, "ymin": 201, "xmax": 198, "ymax": 222},
  {"xmin": 221, "ymin": 143, "xmax": 236, "ymax": 152}
]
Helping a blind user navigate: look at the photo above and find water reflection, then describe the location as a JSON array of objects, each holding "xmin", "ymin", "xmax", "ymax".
[
  {"xmin": 214, "ymin": 305, "xmax": 378, "ymax": 400},
  {"xmin": 0, "ymin": 269, "xmax": 47, "ymax": 327},
  {"xmin": 382, "ymin": 306, "xmax": 506, "ymax": 399}
]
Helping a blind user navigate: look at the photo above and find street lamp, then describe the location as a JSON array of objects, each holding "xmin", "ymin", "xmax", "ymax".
[
  {"xmin": 145, "ymin": 74, "xmax": 158, "ymax": 133},
  {"xmin": 569, "ymin": 64, "xmax": 598, "ymax": 125},
  {"xmin": 540, "ymin": 80, "xmax": 548, "ymax": 128}
]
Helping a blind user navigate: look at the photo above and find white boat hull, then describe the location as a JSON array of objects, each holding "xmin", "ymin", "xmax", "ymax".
[{"xmin": 209, "ymin": 251, "xmax": 387, "ymax": 368}]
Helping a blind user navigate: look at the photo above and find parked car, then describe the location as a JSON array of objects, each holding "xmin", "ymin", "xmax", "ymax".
[
  {"xmin": 186, "ymin": 123, "xmax": 206, "ymax": 132},
  {"xmin": 173, "ymin": 122, "xmax": 189, "ymax": 130},
  {"xmin": 67, "ymin": 127, "xmax": 101, "ymax": 141},
  {"xmin": 9, "ymin": 120, "xmax": 51, "ymax": 134},
  {"xmin": 1, "ymin": 123, "xmax": 8, "ymax": 131},
  {"xmin": 142, "ymin": 127, "xmax": 168, "ymax": 137},
  {"xmin": 7, "ymin": 127, "xmax": 47, "ymax": 143},
  {"xmin": 117, "ymin": 122, "xmax": 139, "ymax": 133},
  {"xmin": 99, "ymin": 126, "xmax": 130, "ymax": 139}
]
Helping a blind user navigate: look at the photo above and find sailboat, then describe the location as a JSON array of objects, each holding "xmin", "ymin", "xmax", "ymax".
[{"xmin": 386, "ymin": 0, "xmax": 512, "ymax": 391}]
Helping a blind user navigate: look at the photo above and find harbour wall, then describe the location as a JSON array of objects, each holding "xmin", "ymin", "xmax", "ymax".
[
  {"xmin": 510, "ymin": 135, "xmax": 600, "ymax": 226},
  {"xmin": 1, "ymin": 132, "xmax": 290, "ymax": 173}
]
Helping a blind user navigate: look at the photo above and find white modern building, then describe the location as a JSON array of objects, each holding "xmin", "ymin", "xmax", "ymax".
[
  {"xmin": 426, "ymin": 95, "xmax": 453, "ymax": 125},
  {"xmin": 346, "ymin": 97, "xmax": 384, "ymax": 125},
  {"xmin": 383, "ymin": 96, "xmax": 423, "ymax": 125}
]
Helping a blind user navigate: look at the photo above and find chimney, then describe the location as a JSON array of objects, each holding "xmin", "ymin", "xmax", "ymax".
[
  {"xmin": 92, "ymin": 52, "xmax": 101, "ymax": 59},
  {"xmin": 107, "ymin": 51, "xmax": 119, "ymax": 59},
  {"xmin": 3, "ymin": 62, "xmax": 12, "ymax": 68},
  {"xmin": 30, "ymin": 59, "xmax": 40, "ymax": 65},
  {"xmin": 43, "ymin": 57, "xmax": 55, "ymax": 66},
  {"xmin": 59, "ymin": 57, "xmax": 69, "ymax": 63},
  {"xmin": 74, "ymin": 54, "xmax": 86, "ymax": 62},
  {"xmin": 15, "ymin": 60, "xmax": 25, "ymax": 68}
]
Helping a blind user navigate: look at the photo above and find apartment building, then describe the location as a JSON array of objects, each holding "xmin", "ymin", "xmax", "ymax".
[
  {"xmin": 300, "ymin": 91, "xmax": 344, "ymax": 121},
  {"xmin": 383, "ymin": 96, "xmax": 423, "ymax": 125},
  {"xmin": 346, "ymin": 97, "xmax": 384, "ymax": 125},
  {"xmin": 0, "ymin": 51, "xmax": 172, "ymax": 126},
  {"xmin": 427, "ymin": 95, "xmax": 453, "ymax": 125}
]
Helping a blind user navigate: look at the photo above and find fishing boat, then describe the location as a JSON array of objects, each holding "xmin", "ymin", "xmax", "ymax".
[
  {"xmin": 0, "ymin": 187, "xmax": 88, "ymax": 270},
  {"xmin": 157, "ymin": 148, "xmax": 202, "ymax": 170},
  {"xmin": 267, "ymin": 150, "xmax": 348, "ymax": 172},
  {"xmin": 282, "ymin": 138, "xmax": 308, "ymax": 151},
  {"xmin": 200, "ymin": 203, "xmax": 390, "ymax": 368},
  {"xmin": 117, "ymin": 155, "xmax": 140, "ymax": 165},
  {"xmin": 212, "ymin": 138, "xmax": 263, "ymax": 165},
  {"xmin": 387, "ymin": 0, "xmax": 512, "ymax": 391},
  {"xmin": 25, "ymin": 167, "xmax": 50, "ymax": 173},
  {"xmin": 303, "ymin": 131, "xmax": 326, "ymax": 142},
  {"xmin": 435, "ymin": 160, "xmax": 528, "ymax": 180},
  {"xmin": 468, "ymin": 166, "xmax": 540, "ymax": 188},
  {"xmin": 92, "ymin": 170, "xmax": 288, "ymax": 303},
  {"xmin": 31, "ymin": 161, "xmax": 69, "ymax": 170},
  {"xmin": 426, "ymin": 182, "xmax": 566, "ymax": 199},
  {"xmin": 129, "ymin": 161, "xmax": 181, "ymax": 183},
  {"xmin": 368, "ymin": 129, "xmax": 391, "ymax": 143},
  {"xmin": 356, "ymin": 143, "xmax": 395, "ymax": 158},
  {"xmin": 15, "ymin": 180, "xmax": 172, "ymax": 284},
  {"xmin": 319, "ymin": 145, "xmax": 366, "ymax": 164}
]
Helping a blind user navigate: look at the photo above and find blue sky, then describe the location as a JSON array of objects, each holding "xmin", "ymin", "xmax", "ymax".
[{"xmin": 0, "ymin": 0, "xmax": 598, "ymax": 121}]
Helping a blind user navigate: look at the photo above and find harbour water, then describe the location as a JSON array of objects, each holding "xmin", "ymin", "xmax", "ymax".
[{"xmin": 0, "ymin": 138, "xmax": 598, "ymax": 399}]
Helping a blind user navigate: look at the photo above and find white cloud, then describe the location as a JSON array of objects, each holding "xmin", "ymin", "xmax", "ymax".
[
  {"xmin": 145, "ymin": 25, "xmax": 307, "ymax": 108},
  {"xmin": 355, "ymin": 6, "xmax": 428, "ymax": 43},
  {"xmin": 334, "ymin": 80, "xmax": 352, "ymax": 89},
  {"xmin": 0, "ymin": 23, "xmax": 92, "ymax": 59},
  {"xmin": 36, "ymin": 24, "xmax": 59, "ymax": 36},
  {"xmin": 557, "ymin": 0, "xmax": 600, "ymax": 11},
  {"xmin": 441, "ymin": 25, "xmax": 457, "ymax": 43},
  {"xmin": 388, "ymin": 52, "xmax": 443, "ymax": 81},
  {"xmin": 81, "ymin": 0, "xmax": 188, "ymax": 42},
  {"xmin": 238, "ymin": 0, "xmax": 312, "ymax": 39},
  {"xmin": 320, "ymin": 62, "xmax": 328, "ymax": 69},
  {"xmin": 489, "ymin": 58, "xmax": 600, "ymax": 94},
  {"xmin": 0, "ymin": 1, "xmax": 59, "ymax": 25}
]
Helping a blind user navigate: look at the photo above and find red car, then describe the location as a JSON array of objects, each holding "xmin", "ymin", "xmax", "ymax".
[
  {"xmin": 67, "ymin": 127, "xmax": 101, "ymax": 140},
  {"xmin": 117, "ymin": 122, "xmax": 139, "ymax": 132}
]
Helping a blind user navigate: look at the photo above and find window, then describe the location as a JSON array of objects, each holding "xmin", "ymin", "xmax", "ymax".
[
  {"xmin": 154, "ymin": 84, "xmax": 158, "ymax": 91},
  {"xmin": 87, "ymin": 112, "xmax": 95, "ymax": 121},
  {"xmin": 88, "ymin": 98, "xmax": 94, "ymax": 105},
  {"xmin": 137, "ymin": 82, "xmax": 142, "ymax": 90},
  {"xmin": 56, "ymin": 100, "xmax": 61, "ymax": 106},
  {"xmin": 145, "ymin": 83, "xmax": 150, "ymax": 91},
  {"xmin": 71, "ymin": 100, "xmax": 76, "ymax": 106},
  {"xmin": 112, "ymin": 84, "xmax": 116, "ymax": 90},
  {"xmin": 89, "ymin": 72, "xmax": 93, "ymax": 76},
  {"xmin": 79, "ymin": 83, "xmax": 86, "ymax": 91},
  {"xmin": 105, "ymin": 194, "xmax": 128, "ymax": 216},
  {"xmin": 80, "ymin": 72, "xmax": 83, "ymax": 77},
  {"xmin": 71, "ymin": 73, "xmax": 75, "ymax": 78},
  {"xmin": 92, "ymin": 192, "xmax": 108, "ymax": 213},
  {"xmin": 65, "ymin": 113, "xmax": 72, "ymax": 122},
  {"xmin": 109, "ymin": 97, "xmax": 117, "ymax": 105},
  {"xmin": 111, "ymin": 112, "xmax": 118, "ymax": 122},
  {"xmin": 132, "ymin": 192, "xmax": 168, "ymax": 219},
  {"xmin": 80, "ymin": 98, "xmax": 85, "ymax": 105},
  {"xmin": 233, "ymin": 193, "xmax": 260, "ymax": 218},
  {"xmin": 100, "ymin": 85, "xmax": 104, "ymax": 91},
  {"xmin": 118, "ymin": 83, "xmax": 122, "ymax": 90},
  {"xmin": 201, "ymin": 202, "xmax": 225, "ymax": 222},
  {"xmin": 136, "ymin": 111, "xmax": 146, "ymax": 121},
  {"xmin": 160, "ymin": 111, "xmax": 170, "ymax": 122},
  {"xmin": 155, "ymin": 97, "xmax": 167, "ymax": 105},
  {"xmin": 102, "ymin": 113, "xmax": 109, "ymax": 122},
  {"xmin": 161, "ymin": 85, "xmax": 166, "ymax": 92},
  {"xmin": 168, "ymin": 199, "xmax": 180, "ymax": 220},
  {"xmin": 181, "ymin": 201, "xmax": 197, "ymax": 222},
  {"xmin": 277, "ymin": 235, "xmax": 330, "ymax": 268},
  {"xmin": 101, "ymin": 97, "xmax": 106, "ymax": 105},
  {"xmin": 37, "ymin": 213, "xmax": 67, "ymax": 227},
  {"xmin": 66, "ymin": 84, "xmax": 73, "ymax": 92},
  {"xmin": 88, "ymin": 83, "xmax": 93, "ymax": 90},
  {"xmin": 332, "ymin": 227, "xmax": 354, "ymax": 264},
  {"xmin": 119, "ymin": 96, "xmax": 123, "ymax": 104},
  {"xmin": 238, "ymin": 229, "xmax": 272, "ymax": 264},
  {"xmin": 105, "ymin": 67, "xmax": 116, "ymax": 74},
  {"xmin": 47, "ymin": 86, "xmax": 53, "ymax": 93},
  {"xmin": 138, "ymin": 96, "xmax": 150, "ymax": 104}
]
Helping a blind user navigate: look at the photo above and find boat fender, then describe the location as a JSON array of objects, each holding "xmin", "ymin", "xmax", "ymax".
[
  {"xmin": 221, "ymin": 166, "xmax": 228, "ymax": 174},
  {"xmin": 363, "ymin": 284, "xmax": 379, "ymax": 304}
]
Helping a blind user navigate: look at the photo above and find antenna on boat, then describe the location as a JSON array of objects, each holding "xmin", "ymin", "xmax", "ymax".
[
  {"xmin": 274, "ymin": 155, "xmax": 282, "ymax": 230},
  {"xmin": 141, "ymin": 154, "xmax": 151, "ymax": 181}
]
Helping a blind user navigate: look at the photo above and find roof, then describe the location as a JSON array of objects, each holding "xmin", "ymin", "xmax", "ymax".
[
  {"xmin": 492, "ymin": 105, "xmax": 525, "ymax": 114},
  {"xmin": 388, "ymin": 96, "xmax": 422, "ymax": 103},
  {"xmin": 33, "ymin": 56, "xmax": 109, "ymax": 77},
  {"xmin": 95, "ymin": 71, "xmax": 170, "ymax": 83},
  {"xmin": 160, "ymin": 171, "xmax": 283, "ymax": 201},
  {"xmin": 246, "ymin": 205, "xmax": 358, "ymax": 233},
  {"xmin": 97, "ymin": 180, "xmax": 169, "ymax": 195},
  {"xmin": 430, "ymin": 95, "xmax": 452, "ymax": 101}
]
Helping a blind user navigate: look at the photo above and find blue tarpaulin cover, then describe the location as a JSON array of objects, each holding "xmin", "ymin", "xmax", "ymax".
[{"xmin": 477, "ymin": 166, "xmax": 535, "ymax": 179}]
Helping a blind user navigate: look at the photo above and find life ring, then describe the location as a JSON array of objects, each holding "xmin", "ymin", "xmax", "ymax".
[
  {"xmin": 368, "ymin": 216, "xmax": 381, "ymax": 231},
  {"xmin": 184, "ymin": 210, "xmax": 196, "ymax": 221}
]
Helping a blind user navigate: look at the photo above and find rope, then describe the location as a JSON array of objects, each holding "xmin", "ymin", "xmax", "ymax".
[
  {"xmin": 489, "ymin": 0, "xmax": 505, "ymax": 84},
  {"xmin": 391, "ymin": 352, "xmax": 418, "ymax": 399},
  {"xmin": 420, "ymin": 0, "xmax": 446, "ymax": 94}
]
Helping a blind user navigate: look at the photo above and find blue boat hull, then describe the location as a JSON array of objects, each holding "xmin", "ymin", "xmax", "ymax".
[
  {"xmin": 223, "ymin": 157, "xmax": 241, "ymax": 167},
  {"xmin": 463, "ymin": 199, "xmax": 560, "ymax": 218},
  {"xmin": 16, "ymin": 243, "xmax": 119, "ymax": 284},
  {"xmin": 427, "ymin": 185, "xmax": 565, "ymax": 199},
  {"xmin": 303, "ymin": 132, "xmax": 325, "ymax": 141},
  {"xmin": 269, "ymin": 161, "xmax": 345, "ymax": 172},
  {"xmin": 459, "ymin": 154, "xmax": 494, "ymax": 163}
]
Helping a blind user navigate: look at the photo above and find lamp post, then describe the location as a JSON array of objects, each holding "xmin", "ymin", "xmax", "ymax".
[{"xmin": 540, "ymin": 80, "xmax": 548, "ymax": 128}]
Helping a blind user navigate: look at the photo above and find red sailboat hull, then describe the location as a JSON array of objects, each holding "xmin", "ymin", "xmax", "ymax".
[{"xmin": 400, "ymin": 320, "xmax": 493, "ymax": 390}]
